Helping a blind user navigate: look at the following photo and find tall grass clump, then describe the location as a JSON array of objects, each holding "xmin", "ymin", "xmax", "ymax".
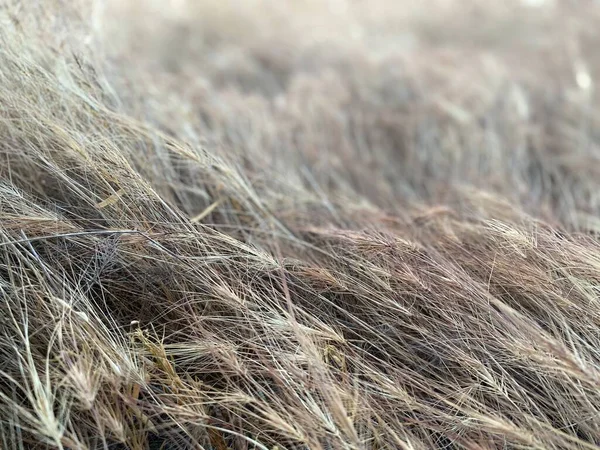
[{"xmin": 1, "ymin": 0, "xmax": 600, "ymax": 448}]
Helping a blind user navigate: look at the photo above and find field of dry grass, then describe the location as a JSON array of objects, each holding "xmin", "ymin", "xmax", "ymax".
[{"xmin": 1, "ymin": 0, "xmax": 600, "ymax": 448}]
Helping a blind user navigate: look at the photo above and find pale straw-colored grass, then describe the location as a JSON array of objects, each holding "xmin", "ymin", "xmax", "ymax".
[{"xmin": 1, "ymin": 1, "xmax": 600, "ymax": 448}]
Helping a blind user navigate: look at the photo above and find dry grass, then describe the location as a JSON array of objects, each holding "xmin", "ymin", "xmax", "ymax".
[{"xmin": 1, "ymin": 0, "xmax": 600, "ymax": 448}]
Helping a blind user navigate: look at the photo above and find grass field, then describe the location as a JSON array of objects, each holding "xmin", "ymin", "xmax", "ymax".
[{"xmin": 1, "ymin": 1, "xmax": 600, "ymax": 448}]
